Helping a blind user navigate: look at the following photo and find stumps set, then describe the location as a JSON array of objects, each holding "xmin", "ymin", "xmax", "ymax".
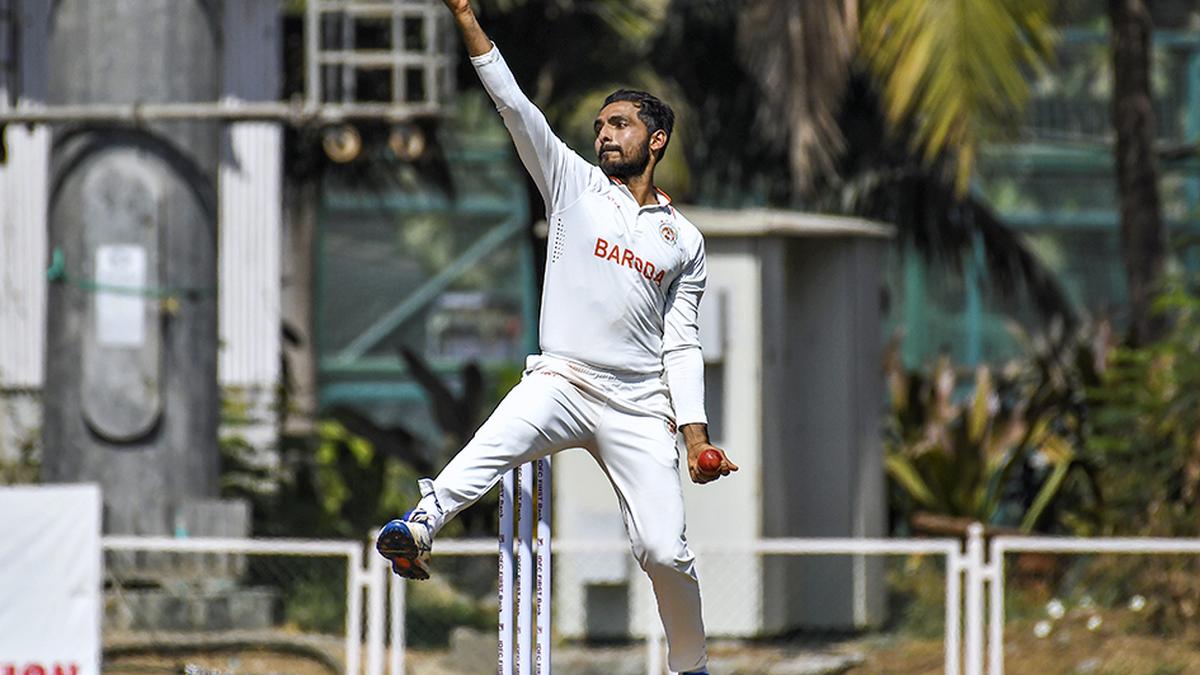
[{"xmin": 498, "ymin": 457, "xmax": 552, "ymax": 675}]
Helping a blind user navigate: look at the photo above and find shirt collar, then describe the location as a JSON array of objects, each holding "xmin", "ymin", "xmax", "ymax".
[{"xmin": 608, "ymin": 177, "xmax": 674, "ymax": 214}]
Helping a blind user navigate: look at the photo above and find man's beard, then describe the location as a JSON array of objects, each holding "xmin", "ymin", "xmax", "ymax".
[{"xmin": 599, "ymin": 141, "xmax": 651, "ymax": 179}]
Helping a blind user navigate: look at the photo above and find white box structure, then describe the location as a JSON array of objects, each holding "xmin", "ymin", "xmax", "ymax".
[{"xmin": 555, "ymin": 208, "xmax": 893, "ymax": 637}]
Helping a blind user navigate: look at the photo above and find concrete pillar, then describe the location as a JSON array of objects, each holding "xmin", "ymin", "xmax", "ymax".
[{"xmin": 42, "ymin": 0, "xmax": 222, "ymax": 535}]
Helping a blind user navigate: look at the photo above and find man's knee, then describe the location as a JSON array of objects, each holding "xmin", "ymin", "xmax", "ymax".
[{"xmin": 636, "ymin": 539, "xmax": 695, "ymax": 576}]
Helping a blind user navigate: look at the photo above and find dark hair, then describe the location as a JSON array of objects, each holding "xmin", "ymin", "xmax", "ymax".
[{"xmin": 602, "ymin": 89, "xmax": 675, "ymax": 160}]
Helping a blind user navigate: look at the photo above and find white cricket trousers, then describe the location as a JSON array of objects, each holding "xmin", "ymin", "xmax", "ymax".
[{"xmin": 413, "ymin": 354, "xmax": 708, "ymax": 673}]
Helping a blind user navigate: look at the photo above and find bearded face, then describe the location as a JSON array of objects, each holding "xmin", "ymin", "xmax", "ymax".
[
  {"xmin": 598, "ymin": 137, "xmax": 652, "ymax": 180},
  {"xmin": 594, "ymin": 100, "xmax": 657, "ymax": 180}
]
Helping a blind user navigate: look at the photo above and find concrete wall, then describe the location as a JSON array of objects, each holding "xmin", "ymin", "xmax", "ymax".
[
  {"xmin": 41, "ymin": 0, "xmax": 224, "ymax": 529},
  {"xmin": 760, "ymin": 236, "xmax": 887, "ymax": 630},
  {"xmin": 0, "ymin": 0, "xmax": 50, "ymax": 392},
  {"xmin": 686, "ymin": 237, "xmax": 763, "ymax": 635},
  {"xmin": 218, "ymin": 0, "xmax": 283, "ymax": 457},
  {"xmin": 0, "ymin": 1, "xmax": 284, "ymax": 468}
]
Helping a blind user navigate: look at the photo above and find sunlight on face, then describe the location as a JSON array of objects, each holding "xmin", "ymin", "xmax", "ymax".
[{"xmin": 594, "ymin": 101, "xmax": 652, "ymax": 179}]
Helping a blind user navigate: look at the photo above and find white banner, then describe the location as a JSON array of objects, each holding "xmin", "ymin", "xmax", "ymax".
[{"xmin": 0, "ymin": 484, "xmax": 101, "ymax": 675}]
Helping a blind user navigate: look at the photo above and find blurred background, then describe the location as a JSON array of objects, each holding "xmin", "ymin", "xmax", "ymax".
[{"xmin": 3, "ymin": 0, "xmax": 1200, "ymax": 673}]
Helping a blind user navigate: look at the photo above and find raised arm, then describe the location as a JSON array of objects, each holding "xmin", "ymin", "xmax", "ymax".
[
  {"xmin": 442, "ymin": 0, "xmax": 491, "ymax": 57},
  {"xmin": 442, "ymin": 0, "xmax": 593, "ymax": 211}
]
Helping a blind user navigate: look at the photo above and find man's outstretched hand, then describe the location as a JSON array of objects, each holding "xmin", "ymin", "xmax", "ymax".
[
  {"xmin": 686, "ymin": 442, "xmax": 739, "ymax": 485},
  {"xmin": 440, "ymin": 0, "xmax": 491, "ymax": 57},
  {"xmin": 441, "ymin": 0, "xmax": 472, "ymax": 16},
  {"xmin": 681, "ymin": 423, "xmax": 737, "ymax": 484}
]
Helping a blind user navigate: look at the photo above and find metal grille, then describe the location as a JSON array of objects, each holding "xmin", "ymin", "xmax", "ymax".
[
  {"xmin": 310, "ymin": 0, "xmax": 455, "ymax": 114},
  {"xmin": 1021, "ymin": 29, "xmax": 1200, "ymax": 145},
  {"xmin": 102, "ymin": 536, "xmax": 367, "ymax": 675},
  {"xmin": 0, "ymin": 0, "xmax": 456, "ymax": 124}
]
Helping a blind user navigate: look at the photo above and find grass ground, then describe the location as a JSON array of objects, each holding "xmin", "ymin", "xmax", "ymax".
[{"xmin": 850, "ymin": 614, "xmax": 1200, "ymax": 675}]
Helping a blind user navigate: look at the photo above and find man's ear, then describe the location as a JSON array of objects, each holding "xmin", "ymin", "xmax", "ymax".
[{"xmin": 650, "ymin": 129, "xmax": 668, "ymax": 154}]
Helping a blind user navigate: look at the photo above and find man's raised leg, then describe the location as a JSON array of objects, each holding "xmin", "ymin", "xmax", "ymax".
[{"xmin": 378, "ymin": 372, "xmax": 597, "ymax": 578}]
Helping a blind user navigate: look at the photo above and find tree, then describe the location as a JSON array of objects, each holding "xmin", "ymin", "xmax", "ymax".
[
  {"xmin": 736, "ymin": 0, "xmax": 856, "ymax": 197},
  {"xmin": 654, "ymin": 0, "xmax": 1073, "ymax": 323},
  {"xmin": 858, "ymin": 0, "xmax": 1055, "ymax": 196},
  {"xmin": 1108, "ymin": 0, "xmax": 1166, "ymax": 345}
]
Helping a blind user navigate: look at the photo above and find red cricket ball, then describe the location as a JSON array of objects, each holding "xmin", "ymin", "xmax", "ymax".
[{"xmin": 697, "ymin": 448, "xmax": 722, "ymax": 474}]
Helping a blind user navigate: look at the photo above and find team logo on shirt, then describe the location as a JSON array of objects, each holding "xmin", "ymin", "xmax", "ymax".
[
  {"xmin": 659, "ymin": 222, "xmax": 677, "ymax": 244},
  {"xmin": 593, "ymin": 237, "xmax": 667, "ymax": 286}
]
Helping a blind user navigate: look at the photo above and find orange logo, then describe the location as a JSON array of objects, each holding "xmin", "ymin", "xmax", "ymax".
[{"xmin": 659, "ymin": 223, "xmax": 677, "ymax": 244}]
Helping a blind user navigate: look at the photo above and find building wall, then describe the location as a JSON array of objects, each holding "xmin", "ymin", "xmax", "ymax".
[
  {"xmin": 218, "ymin": 0, "xmax": 282, "ymax": 391},
  {"xmin": 760, "ymin": 236, "xmax": 887, "ymax": 630},
  {"xmin": 0, "ymin": 124, "xmax": 49, "ymax": 391},
  {"xmin": 0, "ymin": 1, "xmax": 51, "ymax": 467},
  {"xmin": 0, "ymin": 1, "xmax": 49, "ymax": 391},
  {"xmin": 217, "ymin": 0, "xmax": 283, "ymax": 456},
  {"xmin": 0, "ymin": 1, "xmax": 283, "ymax": 464},
  {"xmin": 686, "ymin": 237, "xmax": 763, "ymax": 635}
]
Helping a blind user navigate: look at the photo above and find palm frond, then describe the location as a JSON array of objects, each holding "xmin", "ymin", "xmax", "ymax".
[
  {"xmin": 812, "ymin": 73, "xmax": 1077, "ymax": 325},
  {"xmin": 859, "ymin": 0, "xmax": 1056, "ymax": 194}
]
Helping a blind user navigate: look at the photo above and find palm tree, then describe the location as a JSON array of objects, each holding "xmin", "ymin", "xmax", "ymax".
[
  {"xmin": 735, "ymin": 0, "xmax": 856, "ymax": 197},
  {"xmin": 857, "ymin": 0, "xmax": 1055, "ymax": 196},
  {"xmin": 841, "ymin": 0, "xmax": 1061, "ymax": 305},
  {"xmin": 653, "ymin": 0, "xmax": 1074, "ymax": 323},
  {"xmin": 1108, "ymin": 0, "xmax": 1166, "ymax": 345}
]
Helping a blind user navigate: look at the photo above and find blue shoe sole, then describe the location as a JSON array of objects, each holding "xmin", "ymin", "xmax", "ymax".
[{"xmin": 376, "ymin": 520, "xmax": 430, "ymax": 580}]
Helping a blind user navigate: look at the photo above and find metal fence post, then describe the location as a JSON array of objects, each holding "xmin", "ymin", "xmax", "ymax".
[
  {"xmin": 988, "ymin": 537, "xmax": 1005, "ymax": 675},
  {"xmin": 390, "ymin": 571, "xmax": 407, "ymax": 675},
  {"xmin": 964, "ymin": 523, "xmax": 986, "ymax": 675},
  {"xmin": 366, "ymin": 544, "xmax": 387, "ymax": 675},
  {"xmin": 346, "ymin": 545, "xmax": 365, "ymax": 675},
  {"xmin": 946, "ymin": 543, "xmax": 963, "ymax": 675}
]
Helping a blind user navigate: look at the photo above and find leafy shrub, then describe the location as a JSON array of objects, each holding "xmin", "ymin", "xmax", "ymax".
[{"xmin": 884, "ymin": 328, "xmax": 1102, "ymax": 534}]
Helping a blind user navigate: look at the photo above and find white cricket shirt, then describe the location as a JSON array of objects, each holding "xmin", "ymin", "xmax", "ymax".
[{"xmin": 472, "ymin": 45, "xmax": 707, "ymax": 425}]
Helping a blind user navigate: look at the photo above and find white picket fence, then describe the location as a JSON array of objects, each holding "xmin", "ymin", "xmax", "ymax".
[{"xmin": 100, "ymin": 526, "xmax": 1200, "ymax": 675}]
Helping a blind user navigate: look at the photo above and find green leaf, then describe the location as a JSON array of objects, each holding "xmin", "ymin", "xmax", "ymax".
[
  {"xmin": 349, "ymin": 437, "xmax": 374, "ymax": 466},
  {"xmin": 886, "ymin": 455, "xmax": 939, "ymax": 508},
  {"xmin": 1021, "ymin": 462, "xmax": 1071, "ymax": 533},
  {"xmin": 968, "ymin": 366, "xmax": 993, "ymax": 444},
  {"xmin": 859, "ymin": 0, "xmax": 1056, "ymax": 193}
]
